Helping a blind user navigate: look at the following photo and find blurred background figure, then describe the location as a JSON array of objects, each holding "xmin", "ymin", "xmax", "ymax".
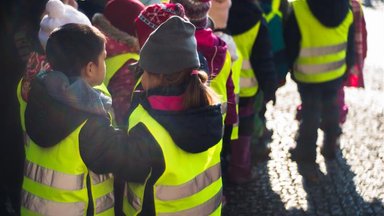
[
  {"xmin": 92, "ymin": 0, "xmax": 144, "ymax": 127},
  {"xmin": 227, "ymin": 0, "xmax": 277, "ymax": 184},
  {"xmin": 285, "ymin": 0, "xmax": 354, "ymax": 182}
]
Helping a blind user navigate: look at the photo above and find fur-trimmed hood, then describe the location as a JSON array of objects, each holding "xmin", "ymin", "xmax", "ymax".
[{"xmin": 92, "ymin": 13, "xmax": 139, "ymax": 52}]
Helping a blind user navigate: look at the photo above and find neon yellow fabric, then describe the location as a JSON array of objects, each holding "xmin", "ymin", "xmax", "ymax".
[
  {"xmin": 210, "ymin": 51, "xmax": 232, "ymax": 122},
  {"xmin": 124, "ymin": 104, "xmax": 223, "ymax": 215},
  {"xmin": 93, "ymin": 83, "xmax": 111, "ymax": 97},
  {"xmin": 232, "ymin": 22, "xmax": 261, "ymax": 97},
  {"xmin": 17, "ymin": 79, "xmax": 26, "ymax": 132},
  {"xmin": 292, "ymin": 0, "xmax": 353, "ymax": 83},
  {"xmin": 230, "ymin": 48, "xmax": 243, "ymax": 140},
  {"xmin": 104, "ymin": 53, "xmax": 139, "ymax": 86},
  {"xmin": 21, "ymin": 121, "xmax": 114, "ymax": 216},
  {"xmin": 263, "ymin": 0, "xmax": 282, "ymax": 22}
]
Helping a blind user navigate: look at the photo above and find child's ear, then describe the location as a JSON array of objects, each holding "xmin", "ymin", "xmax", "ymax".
[{"xmin": 82, "ymin": 61, "xmax": 96, "ymax": 84}]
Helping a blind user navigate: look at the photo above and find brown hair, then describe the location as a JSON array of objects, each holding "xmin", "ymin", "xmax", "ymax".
[
  {"xmin": 46, "ymin": 23, "xmax": 106, "ymax": 77},
  {"xmin": 148, "ymin": 69, "xmax": 219, "ymax": 109}
]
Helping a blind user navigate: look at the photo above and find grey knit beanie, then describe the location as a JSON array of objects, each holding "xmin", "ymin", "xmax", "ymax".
[{"xmin": 138, "ymin": 16, "xmax": 200, "ymax": 75}]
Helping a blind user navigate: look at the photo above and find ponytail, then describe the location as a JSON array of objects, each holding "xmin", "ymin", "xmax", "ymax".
[
  {"xmin": 146, "ymin": 69, "xmax": 220, "ymax": 109},
  {"xmin": 184, "ymin": 70, "xmax": 219, "ymax": 109}
]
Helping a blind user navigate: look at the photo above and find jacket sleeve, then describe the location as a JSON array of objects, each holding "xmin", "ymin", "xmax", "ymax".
[
  {"xmin": 224, "ymin": 70, "xmax": 237, "ymax": 125},
  {"xmin": 79, "ymin": 116, "xmax": 164, "ymax": 183},
  {"xmin": 284, "ymin": 8, "xmax": 301, "ymax": 73},
  {"xmin": 250, "ymin": 18, "xmax": 277, "ymax": 102},
  {"xmin": 345, "ymin": 22, "xmax": 355, "ymax": 73}
]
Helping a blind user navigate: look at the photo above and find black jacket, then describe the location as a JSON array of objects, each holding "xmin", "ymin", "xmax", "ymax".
[
  {"xmin": 227, "ymin": 0, "xmax": 278, "ymax": 102},
  {"xmin": 284, "ymin": 0, "xmax": 355, "ymax": 80}
]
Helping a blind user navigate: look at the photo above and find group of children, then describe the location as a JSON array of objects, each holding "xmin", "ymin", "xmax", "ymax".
[{"xmin": 13, "ymin": 0, "xmax": 367, "ymax": 214}]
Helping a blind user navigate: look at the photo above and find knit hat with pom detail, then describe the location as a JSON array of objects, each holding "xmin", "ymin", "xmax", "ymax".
[
  {"xmin": 39, "ymin": 0, "xmax": 91, "ymax": 49},
  {"xmin": 138, "ymin": 16, "xmax": 200, "ymax": 75},
  {"xmin": 135, "ymin": 3, "xmax": 186, "ymax": 48},
  {"xmin": 103, "ymin": 0, "xmax": 145, "ymax": 36},
  {"xmin": 170, "ymin": 0, "xmax": 211, "ymax": 29}
]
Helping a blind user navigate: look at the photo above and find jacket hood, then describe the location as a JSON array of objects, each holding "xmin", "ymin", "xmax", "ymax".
[
  {"xmin": 92, "ymin": 13, "xmax": 140, "ymax": 54},
  {"xmin": 195, "ymin": 29, "xmax": 228, "ymax": 77},
  {"xmin": 135, "ymin": 86, "xmax": 223, "ymax": 153},
  {"xmin": 307, "ymin": 0, "xmax": 350, "ymax": 27},
  {"xmin": 25, "ymin": 71, "xmax": 111, "ymax": 148},
  {"xmin": 228, "ymin": 0, "xmax": 263, "ymax": 35}
]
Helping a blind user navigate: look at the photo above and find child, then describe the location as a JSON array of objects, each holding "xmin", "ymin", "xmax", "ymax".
[
  {"xmin": 21, "ymin": 23, "xmax": 148, "ymax": 216},
  {"xmin": 285, "ymin": 0, "xmax": 354, "ymax": 182},
  {"xmin": 92, "ymin": 0, "xmax": 145, "ymax": 127},
  {"xmin": 18, "ymin": 0, "xmax": 92, "ymax": 106},
  {"xmin": 122, "ymin": 16, "xmax": 224, "ymax": 215},
  {"xmin": 226, "ymin": 0, "xmax": 277, "ymax": 184}
]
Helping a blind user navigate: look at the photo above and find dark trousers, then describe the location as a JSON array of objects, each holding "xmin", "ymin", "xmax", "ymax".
[{"xmin": 295, "ymin": 78, "xmax": 343, "ymax": 162}]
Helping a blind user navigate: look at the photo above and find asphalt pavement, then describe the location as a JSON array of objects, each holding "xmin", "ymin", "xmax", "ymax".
[{"xmin": 222, "ymin": 3, "xmax": 384, "ymax": 216}]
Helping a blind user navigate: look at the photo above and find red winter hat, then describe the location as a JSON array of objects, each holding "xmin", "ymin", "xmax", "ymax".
[
  {"xmin": 170, "ymin": 0, "xmax": 211, "ymax": 29},
  {"xmin": 135, "ymin": 3, "xmax": 186, "ymax": 48},
  {"xmin": 104, "ymin": 0, "xmax": 145, "ymax": 36}
]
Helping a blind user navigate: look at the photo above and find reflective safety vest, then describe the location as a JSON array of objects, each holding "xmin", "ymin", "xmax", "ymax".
[
  {"xmin": 209, "ymin": 51, "xmax": 232, "ymax": 118},
  {"xmin": 123, "ymin": 104, "xmax": 223, "ymax": 216},
  {"xmin": 232, "ymin": 22, "xmax": 261, "ymax": 97},
  {"xmin": 292, "ymin": 0, "xmax": 353, "ymax": 83},
  {"xmin": 261, "ymin": 0, "xmax": 285, "ymax": 53},
  {"xmin": 230, "ymin": 48, "xmax": 243, "ymax": 140},
  {"xmin": 17, "ymin": 79, "xmax": 27, "ymax": 132},
  {"xmin": 104, "ymin": 53, "xmax": 139, "ymax": 86},
  {"xmin": 21, "ymin": 121, "xmax": 115, "ymax": 216}
]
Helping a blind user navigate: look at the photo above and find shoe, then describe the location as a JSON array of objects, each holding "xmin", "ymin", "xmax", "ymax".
[{"xmin": 297, "ymin": 162, "xmax": 321, "ymax": 183}]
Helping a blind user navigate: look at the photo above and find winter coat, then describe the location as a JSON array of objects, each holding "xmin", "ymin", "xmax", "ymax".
[{"xmin": 195, "ymin": 28, "xmax": 237, "ymax": 125}]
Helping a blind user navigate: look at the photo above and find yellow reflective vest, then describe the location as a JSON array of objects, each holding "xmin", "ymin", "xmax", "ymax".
[
  {"xmin": 21, "ymin": 121, "xmax": 114, "ymax": 216},
  {"xmin": 17, "ymin": 77, "xmax": 114, "ymax": 216},
  {"xmin": 123, "ymin": 104, "xmax": 223, "ymax": 216},
  {"xmin": 230, "ymin": 48, "xmax": 243, "ymax": 140},
  {"xmin": 292, "ymin": 0, "xmax": 353, "ymax": 83},
  {"xmin": 209, "ymin": 51, "xmax": 232, "ymax": 119},
  {"xmin": 232, "ymin": 22, "xmax": 261, "ymax": 97}
]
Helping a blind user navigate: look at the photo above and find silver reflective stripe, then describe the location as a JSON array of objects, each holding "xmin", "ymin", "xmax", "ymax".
[
  {"xmin": 221, "ymin": 102, "xmax": 228, "ymax": 115},
  {"xmin": 295, "ymin": 59, "xmax": 345, "ymax": 74},
  {"xmin": 22, "ymin": 190, "xmax": 85, "ymax": 216},
  {"xmin": 156, "ymin": 163, "xmax": 221, "ymax": 201},
  {"xmin": 158, "ymin": 189, "xmax": 222, "ymax": 216},
  {"xmin": 90, "ymin": 171, "xmax": 112, "ymax": 185},
  {"xmin": 235, "ymin": 94, "xmax": 240, "ymax": 104},
  {"xmin": 95, "ymin": 192, "xmax": 114, "ymax": 214},
  {"xmin": 299, "ymin": 43, "xmax": 347, "ymax": 57},
  {"xmin": 233, "ymin": 121, "xmax": 239, "ymax": 127},
  {"xmin": 240, "ymin": 77, "xmax": 257, "ymax": 88},
  {"xmin": 126, "ymin": 185, "xmax": 141, "ymax": 211},
  {"xmin": 24, "ymin": 160, "xmax": 85, "ymax": 191},
  {"xmin": 242, "ymin": 60, "xmax": 252, "ymax": 70}
]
